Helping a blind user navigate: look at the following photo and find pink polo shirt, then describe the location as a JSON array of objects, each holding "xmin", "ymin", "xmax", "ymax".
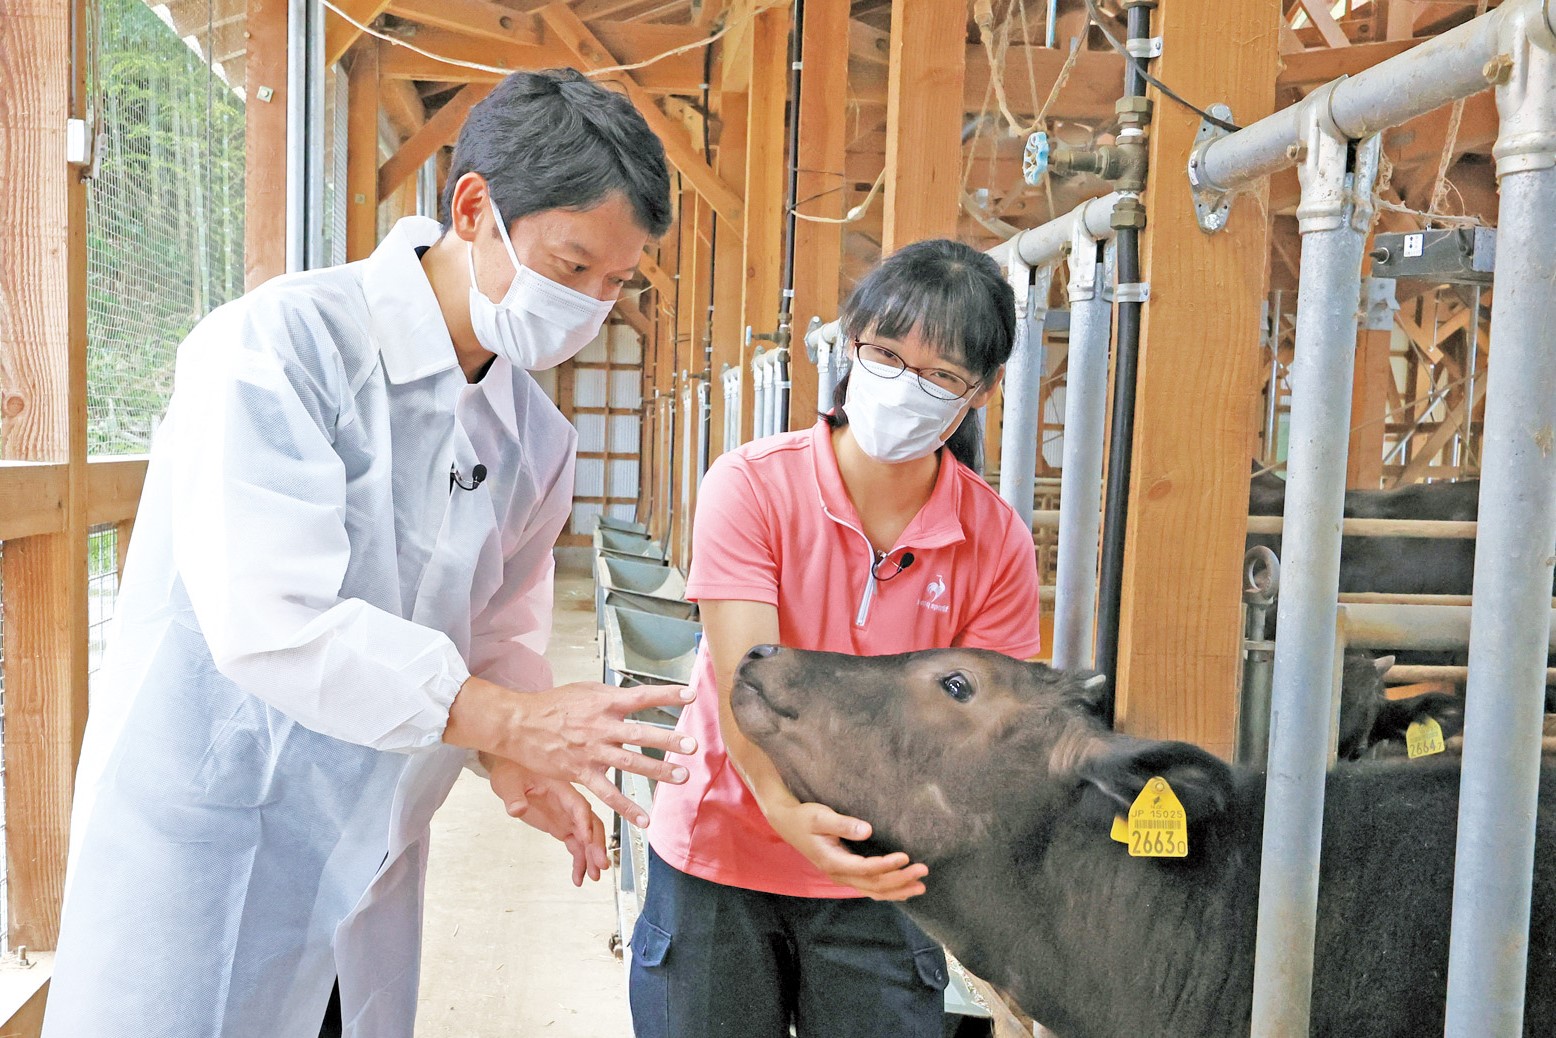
[{"xmin": 648, "ymin": 420, "xmax": 1043, "ymax": 898}]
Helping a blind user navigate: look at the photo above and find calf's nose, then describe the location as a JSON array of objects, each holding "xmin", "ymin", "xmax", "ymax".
[{"xmin": 747, "ymin": 644, "xmax": 781, "ymax": 660}]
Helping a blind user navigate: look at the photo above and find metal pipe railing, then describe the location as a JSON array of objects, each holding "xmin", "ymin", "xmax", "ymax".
[
  {"xmin": 1184, "ymin": 2, "xmax": 1556, "ymax": 1032},
  {"xmin": 985, "ymin": 191, "xmax": 1123, "ymax": 270},
  {"xmin": 1051, "ymin": 238, "xmax": 1115, "ymax": 670},
  {"xmin": 1190, "ymin": 2, "xmax": 1537, "ymax": 197},
  {"xmin": 996, "ymin": 263, "xmax": 1053, "ymax": 530},
  {"xmin": 1445, "ymin": 16, "xmax": 1556, "ymax": 1029},
  {"xmin": 1250, "ymin": 115, "xmax": 1382, "ymax": 1036}
]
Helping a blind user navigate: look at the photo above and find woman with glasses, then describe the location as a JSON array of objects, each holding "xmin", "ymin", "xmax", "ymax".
[{"xmin": 629, "ymin": 239, "xmax": 1043, "ymax": 1038}]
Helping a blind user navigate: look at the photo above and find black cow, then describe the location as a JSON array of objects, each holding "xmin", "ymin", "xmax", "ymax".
[
  {"xmin": 732, "ymin": 645, "xmax": 1556, "ymax": 1038},
  {"xmin": 1337, "ymin": 650, "xmax": 1465, "ymax": 759},
  {"xmin": 1248, "ymin": 466, "xmax": 1481, "ymax": 596}
]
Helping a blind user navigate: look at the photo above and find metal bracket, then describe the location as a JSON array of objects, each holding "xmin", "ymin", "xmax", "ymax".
[
  {"xmin": 1114, "ymin": 281, "xmax": 1151, "ymax": 304},
  {"xmin": 1067, "ymin": 221, "xmax": 1103, "ymax": 302},
  {"xmin": 1187, "ymin": 103, "xmax": 1236, "ymax": 233},
  {"xmin": 1099, "ymin": 241, "xmax": 1120, "ymax": 303},
  {"xmin": 1361, "ymin": 277, "xmax": 1401, "ymax": 332},
  {"xmin": 1125, "ymin": 35, "xmax": 1163, "ymax": 59}
]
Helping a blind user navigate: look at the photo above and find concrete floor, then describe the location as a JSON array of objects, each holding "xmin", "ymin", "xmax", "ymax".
[{"xmin": 417, "ymin": 567, "xmax": 633, "ymax": 1038}]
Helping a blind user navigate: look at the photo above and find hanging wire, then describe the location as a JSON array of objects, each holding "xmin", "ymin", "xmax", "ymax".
[
  {"xmin": 1082, "ymin": 0, "xmax": 1242, "ymax": 132},
  {"xmin": 320, "ymin": 0, "xmax": 751, "ymax": 79},
  {"xmin": 790, "ymin": 169, "xmax": 886, "ymax": 225}
]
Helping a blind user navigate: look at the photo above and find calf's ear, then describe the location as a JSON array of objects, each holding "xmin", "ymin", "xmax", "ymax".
[
  {"xmin": 1076, "ymin": 739, "xmax": 1234, "ymax": 823},
  {"xmin": 1371, "ymin": 691, "xmax": 1465, "ymax": 743}
]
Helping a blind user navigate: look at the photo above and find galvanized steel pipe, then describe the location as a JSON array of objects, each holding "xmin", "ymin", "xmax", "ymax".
[
  {"xmin": 1051, "ymin": 240, "xmax": 1114, "ymax": 669},
  {"xmin": 997, "ymin": 265, "xmax": 1053, "ymax": 530},
  {"xmin": 1191, "ymin": 0, "xmax": 1541, "ymax": 197},
  {"xmin": 1249, "ymin": 122, "xmax": 1381, "ymax": 1037},
  {"xmin": 1445, "ymin": 20, "xmax": 1556, "ymax": 1030},
  {"xmin": 986, "ymin": 192, "xmax": 1123, "ymax": 269}
]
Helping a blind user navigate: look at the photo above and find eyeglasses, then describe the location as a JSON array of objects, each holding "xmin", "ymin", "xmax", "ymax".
[{"xmin": 852, "ymin": 340, "xmax": 981, "ymax": 402}]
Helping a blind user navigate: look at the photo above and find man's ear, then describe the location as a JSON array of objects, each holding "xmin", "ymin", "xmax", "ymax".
[{"xmin": 447, "ymin": 172, "xmax": 492, "ymax": 243}]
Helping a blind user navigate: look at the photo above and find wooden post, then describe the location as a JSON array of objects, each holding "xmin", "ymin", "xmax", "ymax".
[
  {"xmin": 788, "ymin": 0, "xmax": 849, "ymax": 430},
  {"xmin": 345, "ymin": 41, "xmax": 380, "ymax": 262},
  {"xmin": 738, "ymin": 5, "xmax": 790, "ymax": 443},
  {"xmin": 707, "ymin": 92, "xmax": 747, "ymax": 465},
  {"xmin": 881, "ymin": 0, "xmax": 967, "ymax": 253},
  {"xmin": 245, "ymin": 0, "xmax": 289, "ymax": 287},
  {"xmin": 0, "ymin": 0, "xmax": 91, "ymax": 951},
  {"xmin": 1349, "ymin": 314, "xmax": 1391, "ymax": 490},
  {"xmin": 1112, "ymin": 0, "xmax": 1281, "ymax": 759}
]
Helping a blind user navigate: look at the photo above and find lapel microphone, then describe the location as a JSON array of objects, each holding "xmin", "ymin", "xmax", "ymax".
[{"xmin": 450, "ymin": 463, "xmax": 487, "ymax": 493}]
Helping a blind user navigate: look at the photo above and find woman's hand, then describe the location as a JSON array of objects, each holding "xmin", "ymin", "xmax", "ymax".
[
  {"xmin": 764, "ymin": 800, "xmax": 928, "ymax": 901},
  {"xmin": 483, "ymin": 752, "xmax": 609, "ymax": 886}
]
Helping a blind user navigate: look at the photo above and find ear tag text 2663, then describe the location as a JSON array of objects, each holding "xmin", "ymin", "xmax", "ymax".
[{"xmin": 1126, "ymin": 776, "xmax": 1188, "ymax": 858}]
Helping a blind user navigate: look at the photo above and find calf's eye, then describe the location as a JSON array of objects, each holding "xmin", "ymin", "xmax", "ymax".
[{"xmin": 941, "ymin": 673, "xmax": 974, "ymax": 703}]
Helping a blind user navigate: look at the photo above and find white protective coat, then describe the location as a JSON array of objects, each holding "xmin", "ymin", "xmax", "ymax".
[{"xmin": 43, "ymin": 218, "xmax": 576, "ymax": 1038}]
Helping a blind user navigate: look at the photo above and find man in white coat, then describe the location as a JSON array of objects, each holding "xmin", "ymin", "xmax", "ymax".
[{"xmin": 44, "ymin": 68, "xmax": 694, "ymax": 1038}]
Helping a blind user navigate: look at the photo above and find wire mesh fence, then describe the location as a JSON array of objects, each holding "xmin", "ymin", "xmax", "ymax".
[
  {"xmin": 88, "ymin": 525, "xmax": 121, "ymax": 676},
  {"xmin": 85, "ymin": 0, "xmax": 247, "ymax": 456}
]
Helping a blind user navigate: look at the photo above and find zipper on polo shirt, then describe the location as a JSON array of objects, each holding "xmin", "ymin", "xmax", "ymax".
[
  {"xmin": 820, "ymin": 501, "xmax": 905, "ymax": 628},
  {"xmin": 857, "ymin": 555, "xmax": 882, "ymax": 627}
]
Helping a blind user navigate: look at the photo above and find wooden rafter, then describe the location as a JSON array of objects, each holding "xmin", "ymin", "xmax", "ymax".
[
  {"xmin": 377, "ymin": 84, "xmax": 493, "ymax": 198},
  {"xmin": 637, "ymin": 249, "xmax": 675, "ymax": 299},
  {"xmin": 1297, "ymin": 0, "xmax": 1353, "ymax": 47},
  {"xmin": 386, "ymin": 0, "xmax": 542, "ymax": 44},
  {"xmin": 325, "ymin": 0, "xmax": 393, "ymax": 66},
  {"xmin": 539, "ymin": 2, "xmax": 746, "ymax": 235}
]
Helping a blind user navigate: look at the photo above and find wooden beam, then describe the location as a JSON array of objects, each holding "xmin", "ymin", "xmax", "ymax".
[
  {"xmin": 1385, "ymin": 0, "xmax": 1418, "ymax": 39},
  {"xmin": 347, "ymin": 42, "xmax": 381, "ymax": 261},
  {"xmin": 1350, "ymin": 326, "xmax": 1392, "ymax": 490},
  {"xmin": 245, "ymin": 0, "xmax": 289, "ymax": 288},
  {"xmin": 85, "ymin": 457, "xmax": 149, "ymax": 527},
  {"xmin": 708, "ymin": 90, "xmax": 748, "ymax": 463},
  {"xmin": 386, "ymin": 0, "xmax": 542, "ymax": 44},
  {"xmin": 789, "ymin": 0, "xmax": 850, "ymax": 429},
  {"xmin": 377, "ymin": 84, "xmax": 492, "ymax": 199},
  {"xmin": 373, "ymin": 22, "xmax": 706, "ymax": 93},
  {"xmin": 849, "ymin": 45, "xmax": 1124, "ymax": 124},
  {"xmin": 1277, "ymin": 37, "xmax": 1419, "ymax": 86},
  {"xmin": 0, "ymin": 463, "xmax": 66, "ymax": 541},
  {"xmin": 1297, "ymin": 0, "xmax": 1352, "ymax": 46},
  {"xmin": 0, "ymin": 0, "xmax": 91, "ymax": 952},
  {"xmin": 739, "ymin": 4, "xmax": 790, "ymax": 442},
  {"xmin": 881, "ymin": 0, "xmax": 967, "ymax": 252},
  {"xmin": 379, "ymin": 77, "xmax": 427, "ymax": 142},
  {"xmin": 1113, "ymin": 0, "xmax": 1281, "ymax": 759},
  {"xmin": 0, "ymin": 458, "xmax": 149, "ymax": 542},
  {"xmin": 538, "ymin": 3, "xmax": 747, "ymax": 235},
  {"xmin": 1396, "ymin": 376, "xmax": 1486, "ymax": 484},
  {"xmin": 638, "ymin": 249, "xmax": 675, "ymax": 300},
  {"xmin": 325, "ymin": 0, "xmax": 393, "ymax": 66},
  {"xmin": 614, "ymin": 301, "xmax": 653, "ymax": 339}
]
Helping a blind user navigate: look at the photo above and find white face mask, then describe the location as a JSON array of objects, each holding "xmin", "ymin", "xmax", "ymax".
[
  {"xmin": 466, "ymin": 197, "xmax": 616, "ymax": 371},
  {"xmin": 843, "ymin": 352, "xmax": 971, "ymax": 464}
]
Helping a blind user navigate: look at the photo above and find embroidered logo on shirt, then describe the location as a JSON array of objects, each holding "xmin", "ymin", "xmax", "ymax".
[{"xmin": 920, "ymin": 575, "xmax": 950, "ymax": 613}]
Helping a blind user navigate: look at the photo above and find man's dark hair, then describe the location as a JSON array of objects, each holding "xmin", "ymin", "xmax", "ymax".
[
  {"xmin": 440, "ymin": 69, "xmax": 672, "ymax": 236},
  {"xmin": 825, "ymin": 239, "xmax": 1017, "ymax": 473}
]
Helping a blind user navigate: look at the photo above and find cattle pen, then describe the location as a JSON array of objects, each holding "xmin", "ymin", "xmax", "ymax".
[{"xmin": 1, "ymin": 0, "xmax": 1551, "ymax": 1036}]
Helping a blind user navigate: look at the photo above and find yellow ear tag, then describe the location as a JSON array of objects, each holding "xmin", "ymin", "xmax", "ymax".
[
  {"xmin": 1127, "ymin": 776, "xmax": 1189, "ymax": 858},
  {"xmin": 1110, "ymin": 815, "xmax": 1129, "ymax": 844},
  {"xmin": 1406, "ymin": 717, "xmax": 1446, "ymax": 758}
]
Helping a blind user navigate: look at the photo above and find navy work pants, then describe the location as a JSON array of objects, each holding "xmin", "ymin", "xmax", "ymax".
[{"xmin": 629, "ymin": 847, "xmax": 949, "ymax": 1038}]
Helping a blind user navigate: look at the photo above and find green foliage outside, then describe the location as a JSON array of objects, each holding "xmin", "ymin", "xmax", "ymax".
[{"xmin": 86, "ymin": 0, "xmax": 246, "ymax": 456}]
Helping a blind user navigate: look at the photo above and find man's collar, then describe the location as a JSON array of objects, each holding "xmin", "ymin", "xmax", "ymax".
[{"xmin": 361, "ymin": 217, "xmax": 462, "ymax": 384}]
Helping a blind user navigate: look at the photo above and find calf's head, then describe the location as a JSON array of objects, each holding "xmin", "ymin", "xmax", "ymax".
[{"xmin": 732, "ymin": 645, "xmax": 1232, "ymax": 865}]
